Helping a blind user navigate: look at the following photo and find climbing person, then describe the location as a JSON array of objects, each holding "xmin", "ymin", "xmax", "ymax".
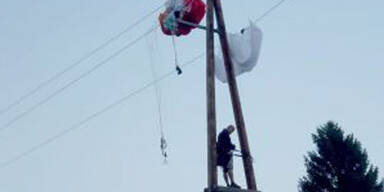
[{"xmin": 217, "ymin": 125, "xmax": 241, "ymax": 189}]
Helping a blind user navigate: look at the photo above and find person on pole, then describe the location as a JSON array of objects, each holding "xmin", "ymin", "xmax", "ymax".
[{"xmin": 217, "ymin": 125, "xmax": 241, "ymax": 188}]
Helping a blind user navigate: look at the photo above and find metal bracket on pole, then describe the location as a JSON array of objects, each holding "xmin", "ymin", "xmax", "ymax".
[{"xmin": 176, "ymin": 19, "xmax": 222, "ymax": 34}]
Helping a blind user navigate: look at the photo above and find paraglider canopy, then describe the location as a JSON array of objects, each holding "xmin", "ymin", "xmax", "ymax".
[
  {"xmin": 159, "ymin": 0, "xmax": 206, "ymax": 36},
  {"xmin": 215, "ymin": 22, "xmax": 263, "ymax": 83}
]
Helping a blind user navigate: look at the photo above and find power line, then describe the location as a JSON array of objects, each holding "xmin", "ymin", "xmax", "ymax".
[
  {"xmin": 0, "ymin": 25, "xmax": 158, "ymax": 132},
  {"xmin": 1, "ymin": 53, "xmax": 204, "ymax": 168},
  {"xmin": 254, "ymin": 0, "xmax": 287, "ymax": 23},
  {"xmin": 0, "ymin": 5, "xmax": 163, "ymax": 116}
]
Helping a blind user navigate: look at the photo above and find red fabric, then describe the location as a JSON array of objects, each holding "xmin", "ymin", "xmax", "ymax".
[
  {"xmin": 159, "ymin": 0, "xmax": 206, "ymax": 36},
  {"xmin": 159, "ymin": 12, "xmax": 172, "ymax": 35}
]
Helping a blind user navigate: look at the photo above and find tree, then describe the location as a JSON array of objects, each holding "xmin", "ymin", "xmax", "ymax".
[{"xmin": 299, "ymin": 121, "xmax": 384, "ymax": 192}]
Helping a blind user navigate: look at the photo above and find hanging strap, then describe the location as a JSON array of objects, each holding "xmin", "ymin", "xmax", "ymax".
[
  {"xmin": 171, "ymin": 36, "xmax": 182, "ymax": 75},
  {"xmin": 160, "ymin": 136, "xmax": 168, "ymax": 164}
]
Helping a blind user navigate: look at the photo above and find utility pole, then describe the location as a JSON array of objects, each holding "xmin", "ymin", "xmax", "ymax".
[
  {"xmin": 213, "ymin": 0, "xmax": 258, "ymax": 190},
  {"xmin": 206, "ymin": 0, "xmax": 217, "ymax": 190}
]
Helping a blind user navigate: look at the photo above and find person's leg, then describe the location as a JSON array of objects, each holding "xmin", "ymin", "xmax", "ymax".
[
  {"xmin": 223, "ymin": 170, "xmax": 230, "ymax": 187},
  {"xmin": 228, "ymin": 169, "xmax": 235, "ymax": 184},
  {"xmin": 227, "ymin": 157, "xmax": 241, "ymax": 188},
  {"xmin": 227, "ymin": 157, "xmax": 234, "ymax": 184},
  {"xmin": 228, "ymin": 170, "xmax": 240, "ymax": 188}
]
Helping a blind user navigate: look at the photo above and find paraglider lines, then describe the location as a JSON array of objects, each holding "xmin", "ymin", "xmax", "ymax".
[{"xmin": 1, "ymin": 53, "xmax": 204, "ymax": 168}]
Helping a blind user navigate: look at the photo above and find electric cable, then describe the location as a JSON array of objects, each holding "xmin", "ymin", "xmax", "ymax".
[
  {"xmin": 0, "ymin": 25, "xmax": 158, "ymax": 132},
  {"xmin": 0, "ymin": 5, "xmax": 163, "ymax": 116},
  {"xmin": 254, "ymin": 0, "xmax": 287, "ymax": 23}
]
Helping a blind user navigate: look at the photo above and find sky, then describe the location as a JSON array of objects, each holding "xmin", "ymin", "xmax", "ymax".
[{"xmin": 0, "ymin": 0, "xmax": 383, "ymax": 191}]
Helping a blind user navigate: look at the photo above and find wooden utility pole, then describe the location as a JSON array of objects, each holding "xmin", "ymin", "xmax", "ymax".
[
  {"xmin": 213, "ymin": 0, "xmax": 258, "ymax": 190},
  {"xmin": 206, "ymin": 0, "xmax": 217, "ymax": 189}
]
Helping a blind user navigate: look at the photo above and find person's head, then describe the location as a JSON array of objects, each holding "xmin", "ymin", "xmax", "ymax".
[{"xmin": 226, "ymin": 125, "xmax": 235, "ymax": 134}]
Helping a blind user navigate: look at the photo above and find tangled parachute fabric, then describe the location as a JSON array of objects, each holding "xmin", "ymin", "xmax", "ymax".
[
  {"xmin": 215, "ymin": 21, "xmax": 263, "ymax": 83},
  {"xmin": 159, "ymin": 0, "xmax": 206, "ymax": 36}
]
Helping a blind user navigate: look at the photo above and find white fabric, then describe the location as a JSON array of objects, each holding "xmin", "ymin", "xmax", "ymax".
[
  {"xmin": 165, "ymin": 0, "xmax": 184, "ymax": 10},
  {"xmin": 214, "ymin": 21, "xmax": 263, "ymax": 83},
  {"xmin": 165, "ymin": 0, "xmax": 191, "ymax": 13}
]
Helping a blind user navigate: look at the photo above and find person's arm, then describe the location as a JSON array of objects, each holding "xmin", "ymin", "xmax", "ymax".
[{"xmin": 230, "ymin": 143, "xmax": 236, "ymax": 150}]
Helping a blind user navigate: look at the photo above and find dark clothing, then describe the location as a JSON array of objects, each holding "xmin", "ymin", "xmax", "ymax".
[{"xmin": 217, "ymin": 129, "xmax": 235, "ymax": 172}]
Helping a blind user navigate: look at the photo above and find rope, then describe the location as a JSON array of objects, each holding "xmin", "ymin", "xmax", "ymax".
[
  {"xmin": 1, "ymin": 52, "xmax": 204, "ymax": 168},
  {"xmin": 0, "ymin": 5, "xmax": 163, "ymax": 117},
  {"xmin": 0, "ymin": 26, "xmax": 158, "ymax": 133},
  {"xmin": 172, "ymin": 36, "xmax": 182, "ymax": 75},
  {"xmin": 145, "ymin": 29, "xmax": 168, "ymax": 163}
]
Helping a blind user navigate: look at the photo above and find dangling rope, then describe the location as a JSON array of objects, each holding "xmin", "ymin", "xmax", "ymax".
[
  {"xmin": 162, "ymin": 0, "xmax": 190, "ymax": 75},
  {"xmin": 171, "ymin": 36, "xmax": 182, "ymax": 75},
  {"xmin": 160, "ymin": 135, "xmax": 168, "ymax": 163},
  {"xmin": 146, "ymin": 27, "xmax": 168, "ymax": 164}
]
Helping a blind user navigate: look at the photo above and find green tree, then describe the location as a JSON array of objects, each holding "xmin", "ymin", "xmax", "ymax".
[{"xmin": 299, "ymin": 121, "xmax": 383, "ymax": 192}]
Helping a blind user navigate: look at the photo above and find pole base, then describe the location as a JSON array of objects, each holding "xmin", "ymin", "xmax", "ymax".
[{"xmin": 204, "ymin": 186, "xmax": 260, "ymax": 192}]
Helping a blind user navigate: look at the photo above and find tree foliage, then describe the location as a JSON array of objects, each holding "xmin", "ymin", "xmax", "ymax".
[{"xmin": 299, "ymin": 121, "xmax": 384, "ymax": 192}]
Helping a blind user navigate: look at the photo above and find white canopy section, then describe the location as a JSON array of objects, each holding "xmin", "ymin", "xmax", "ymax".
[{"xmin": 215, "ymin": 21, "xmax": 263, "ymax": 83}]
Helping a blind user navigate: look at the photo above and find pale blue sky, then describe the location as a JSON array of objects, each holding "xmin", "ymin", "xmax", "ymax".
[{"xmin": 0, "ymin": 0, "xmax": 383, "ymax": 191}]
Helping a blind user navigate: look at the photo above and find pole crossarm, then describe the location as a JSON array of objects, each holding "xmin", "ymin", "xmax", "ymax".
[{"xmin": 177, "ymin": 19, "xmax": 221, "ymax": 34}]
